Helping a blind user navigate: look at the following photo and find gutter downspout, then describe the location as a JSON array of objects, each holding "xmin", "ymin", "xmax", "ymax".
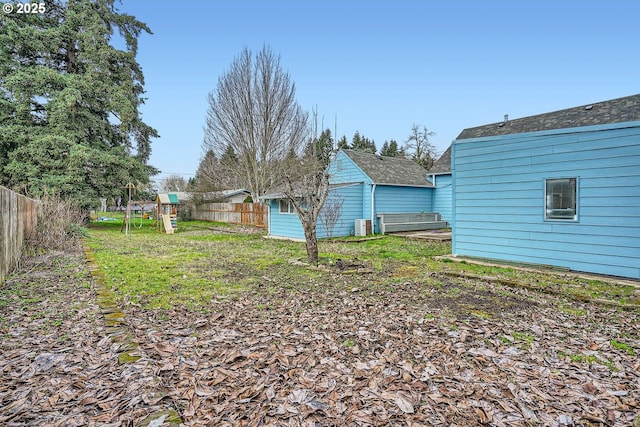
[
  {"xmin": 371, "ymin": 184, "xmax": 376, "ymax": 233},
  {"xmin": 430, "ymin": 174, "xmax": 436, "ymax": 212}
]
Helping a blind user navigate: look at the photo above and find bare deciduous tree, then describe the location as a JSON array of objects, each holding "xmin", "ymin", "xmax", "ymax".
[
  {"xmin": 203, "ymin": 46, "xmax": 309, "ymax": 202},
  {"xmin": 319, "ymin": 192, "xmax": 344, "ymax": 239},
  {"xmin": 404, "ymin": 123, "xmax": 438, "ymax": 169},
  {"xmin": 160, "ymin": 174, "xmax": 188, "ymax": 192},
  {"xmin": 282, "ymin": 151, "xmax": 330, "ymax": 263}
]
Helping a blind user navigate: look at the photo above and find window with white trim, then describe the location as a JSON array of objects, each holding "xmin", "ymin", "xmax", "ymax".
[
  {"xmin": 279, "ymin": 199, "xmax": 295, "ymax": 214},
  {"xmin": 545, "ymin": 178, "xmax": 577, "ymax": 220}
]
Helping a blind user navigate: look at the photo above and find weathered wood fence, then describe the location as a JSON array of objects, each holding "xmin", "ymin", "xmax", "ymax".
[
  {"xmin": 191, "ymin": 202, "xmax": 267, "ymax": 228},
  {"xmin": 0, "ymin": 186, "xmax": 38, "ymax": 283}
]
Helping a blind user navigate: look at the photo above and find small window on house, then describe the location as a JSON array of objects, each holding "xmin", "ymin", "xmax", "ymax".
[
  {"xmin": 545, "ymin": 178, "xmax": 577, "ymax": 220},
  {"xmin": 279, "ymin": 199, "xmax": 295, "ymax": 214},
  {"xmin": 337, "ymin": 159, "xmax": 343, "ymax": 171}
]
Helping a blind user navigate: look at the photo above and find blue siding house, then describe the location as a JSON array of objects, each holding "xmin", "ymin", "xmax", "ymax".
[
  {"xmin": 452, "ymin": 94, "xmax": 640, "ymax": 279},
  {"xmin": 428, "ymin": 145, "xmax": 453, "ymax": 224},
  {"xmin": 263, "ymin": 149, "xmax": 438, "ymax": 239}
]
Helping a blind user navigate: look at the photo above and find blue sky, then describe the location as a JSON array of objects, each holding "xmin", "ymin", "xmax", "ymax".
[{"xmin": 116, "ymin": 1, "xmax": 639, "ymax": 183}]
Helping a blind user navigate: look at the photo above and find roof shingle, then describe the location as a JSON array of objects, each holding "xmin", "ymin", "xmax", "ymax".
[
  {"xmin": 428, "ymin": 145, "xmax": 451, "ymax": 173},
  {"xmin": 342, "ymin": 150, "xmax": 432, "ymax": 186},
  {"xmin": 457, "ymin": 94, "xmax": 640, "ymax": 140}
]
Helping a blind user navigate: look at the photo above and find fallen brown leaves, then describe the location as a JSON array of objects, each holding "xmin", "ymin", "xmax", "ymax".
[
  {"xmin": 128, "ymin": 275, "xmax": 639, "ymax": 426},
  {"xmin": 0, "ymin": 250, "xmax": 177, "ymax": 426},
  {"xmin": 2, "ymin": 248, "xmax": 639, "ymax": 426}
]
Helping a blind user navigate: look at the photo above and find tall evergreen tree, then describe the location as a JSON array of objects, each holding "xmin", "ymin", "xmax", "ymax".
[
  {"xmin": 192, "ymin": 149, "xmax": 221, "ymax": 195},
  {"xmin": 303, "ymin": 128, "xmax": 334, "ymax": 168},
  {"xmin": 337, "ymin": 135, "xmax": 349, "ymax": 150},
  {"xmin": 350, "ymin": 131, "xmax": 376, "ymax": 153},
  {"xmin": 380, "ymin": 139, "xmax": 405, "ymax": 157},
  {"xmin": 0, "ymin": 0, "xmax": 157, "ymax": 209},
  {"xmin": 220, "ymin": 144, "xmax": 239, "ymax": 167}
]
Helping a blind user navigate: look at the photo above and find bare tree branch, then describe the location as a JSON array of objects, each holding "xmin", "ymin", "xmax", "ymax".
[
  {"xmin": 203, "ymin": 46, "xmax": 309, "ymax": 202},
  {"xmin": 404, "ymin": 123, "xmax": 437, "ymax": 169}
]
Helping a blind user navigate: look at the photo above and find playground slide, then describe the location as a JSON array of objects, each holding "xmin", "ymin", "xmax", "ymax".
[{"xmin": 162, "ymin": 214, "xmax": 174, "ymax": 234}]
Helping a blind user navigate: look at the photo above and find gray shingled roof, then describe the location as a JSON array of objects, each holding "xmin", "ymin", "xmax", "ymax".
[
  {"xmin": 342, "ymin": 150, "xmax": 432, "ymax": 186},
  {"xmin": 457, "ymin": 94, "xmax": 640, "ymax": 140},
  {"xmin": 428, "ymin": 145, "xmax": 451, "ymax": 173}
]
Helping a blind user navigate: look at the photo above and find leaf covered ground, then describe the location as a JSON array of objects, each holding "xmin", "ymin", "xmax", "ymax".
[{"xmin": 1, "ymin": 225, "xmax": 639, "ymax": 426}]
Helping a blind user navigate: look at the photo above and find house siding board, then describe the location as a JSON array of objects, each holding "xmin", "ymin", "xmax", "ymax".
[
  {"xmin": 432, "ymin": 174, "xmax": 452, "ymax": 224},
  {"xmin": 265, "ymin": 149, "xmax": 447, "ymax": 239},
  {"xmin": 453, "ymin": 123, "xmax": 640, "ymax": 278},
  {"xmin": 362, "ymin": 184, "xmax": 372, "ymax": 221},
  {"xmin": 317, "ymin": 184, "xmax": 364, "ymax": 238},
  {"xmin": 327, "ymin": 151, "xmax": 372, "ymax": 185},
  {"xmin": 267, "ymin": 199, "xmax": 305, "ymax": 240},
  {"xmin": 374, "ymin": 185, "xmax": 432, "ymax": 213},
  {"xmin": 325, "ymin": 151, "xmax": 374, "ymax": 222},
  {"xmin": 374, "ymin": 185, "xmax": 433, "ymax": 233},
  {"xmin": 265, "ymin": 184, "xmax": 366, "ymax": 240},
  {"xmin": 456, "ymin": 221, "xmax": 640, "ymax": 239},
  {"xmin": 454, "ymin": 241, "xmax": 639, "ymax": 278}
]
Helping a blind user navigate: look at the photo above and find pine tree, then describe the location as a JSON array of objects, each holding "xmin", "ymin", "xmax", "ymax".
[
  {"xmin": 380, "ymin": 140, "xmax": 405, "ymax": 157},
  {"xmin": 303, "ymin": 128, "xmax": 334, "ymax": 168},
  {"xmin": 337, "ymin": 135, "xmax": 350, "ymax": 150},
  {"xmin": 0, "ymin": 0, "xmax": 157, "ymax": 209},
  {"xmin": 350, "ymin": 131, "xmax": 376, "ymax": 153}
]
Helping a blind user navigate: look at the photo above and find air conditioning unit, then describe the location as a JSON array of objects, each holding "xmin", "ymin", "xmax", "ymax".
[{"xmin": 354, "ymin": 219, "xmax": 370, "ymax": 236}]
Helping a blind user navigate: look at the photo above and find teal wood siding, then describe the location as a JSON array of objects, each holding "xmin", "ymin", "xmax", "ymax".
[
  {"xmin": 327, "ymin": 151, "xmax": 371, "ymax": 186},
  {"xmin": 374, "ymin": 185, "xmax": 432, "ymax": 213},
  {"xmin": 327, "ymin": 150, "xmax": 373, "ymax": 221},
  {"xmin": 317, "ymin": 184, "xmax": 365, "ymax": 238},
  {"xmin": 374, "ymin": 185, "xmax": 433, "ymax": 233},
  {"xmin": 432, "ymin": 174, "xmax": 452, "ymax": 224},
  {"xmin": 267, "ymin": 199, "xmax": 304, "ymax": 240},
  {"xmin": 266, "ymin": 184, "xmax": 366, "ymax": 240},
  {"xmin": 453, "ymin": 122, "xmax": 640, "ymax": 278}
]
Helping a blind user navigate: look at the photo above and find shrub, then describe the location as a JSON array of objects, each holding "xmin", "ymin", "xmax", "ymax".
[{"xmin": 29, "ymin": 190, "xmax": 88, "ymax": 251}]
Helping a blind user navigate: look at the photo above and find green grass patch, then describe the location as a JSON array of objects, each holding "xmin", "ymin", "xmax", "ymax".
[
  {"xmin": 610, "ymin": 340, "xmax": 636, "ymax": 356},
  {"xmin": 85, "ymin": 214, "xmax": 637, "ymax": 312},
  {"xmin": 343, "ymin": 338, "xmax": 356, "ymax": 347},
  {"xmin": 87, "ymin": 216, "xmax": 313, "ymax": 309},
  {"xmin": 557, "ymin": 350, "xmax": 617, "ymax": 371}
]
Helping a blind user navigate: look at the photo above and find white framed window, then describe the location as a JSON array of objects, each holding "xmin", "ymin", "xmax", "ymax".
[
  {"xmin": 279, "ymin": 199, "xmax": 295, "ymax": 214},
  {"xmin": 545, "ymin": 178, "xmax": 577, "ymax": 221}
]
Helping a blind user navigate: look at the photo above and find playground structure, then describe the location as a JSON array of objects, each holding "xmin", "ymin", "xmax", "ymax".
[
  {"xmin": 120, "ymin": 200, "xmax": 155, "ymax": 235},
  {"xmin": 120, "ymin": 197, "xmax": 180, "ymax": 235},
  {"xmin": 155, "ymin": 193, "xmax": 181, "ymax": 234},
  {"xmin": 118, "ymin": 184, "xmax": 184, "ymax": 235}
]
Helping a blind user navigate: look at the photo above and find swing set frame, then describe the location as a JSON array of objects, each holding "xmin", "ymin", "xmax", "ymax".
[{"xmin": 121, "ymin": 200, "xmax": 155, "ymax": 235}]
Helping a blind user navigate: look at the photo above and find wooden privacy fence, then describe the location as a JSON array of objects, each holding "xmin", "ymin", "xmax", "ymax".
[
  {"xmin": 191, "ymin": 202, "xmax": 267, "ymax": 228},
  {"xmin": 0, "ymin": 186, "xmax": 38, "ymax": 283}
]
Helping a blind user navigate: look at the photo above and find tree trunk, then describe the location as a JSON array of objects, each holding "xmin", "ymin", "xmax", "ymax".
[{"xmin": 303, "ymin": 224, "xmax": 319, "ymax": 263}]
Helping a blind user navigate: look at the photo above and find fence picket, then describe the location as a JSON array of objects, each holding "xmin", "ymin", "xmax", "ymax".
[
  {"xmin": 0, "ymin": 187, "xmax": 38, "ymax": 283},
  {"xmin": 191, "ymin": 202, "xmax": 267, "ymax": 228}
]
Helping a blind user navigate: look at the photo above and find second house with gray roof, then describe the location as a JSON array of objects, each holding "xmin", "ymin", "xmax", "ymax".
[{"xmin": 261, "ymin": 149, "xmax": 449, "ymax": 240}]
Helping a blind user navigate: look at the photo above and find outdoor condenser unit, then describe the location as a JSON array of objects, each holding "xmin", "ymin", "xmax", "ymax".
[{"xmin": 354, "ymin": 219, "xmax": 370, "ymax": 236}]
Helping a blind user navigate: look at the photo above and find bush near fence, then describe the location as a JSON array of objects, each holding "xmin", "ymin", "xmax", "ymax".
[
  {"xmin": 191, "ymin": 202, "xmax": 267, "ymax": 228},
  {"xmin": 0, "ymin": 186, "xmax": 38, "ymax": 283}
]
